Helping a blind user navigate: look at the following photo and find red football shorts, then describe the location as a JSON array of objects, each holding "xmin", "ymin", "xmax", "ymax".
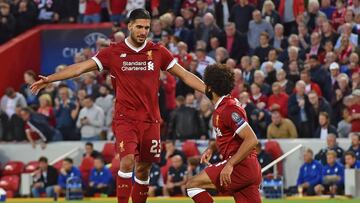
[
  {"xmin": 113, "ymin": 119, "xmax": 161, "ymax": 163},
  {"xmin": 205, "ymin": 154, "xmax": 262, "ymax": 203}
]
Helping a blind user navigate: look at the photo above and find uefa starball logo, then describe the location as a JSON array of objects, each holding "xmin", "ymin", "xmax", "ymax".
[{"xmin": 84, "ymin": 32, "xmax": 108, "ymax": 46}]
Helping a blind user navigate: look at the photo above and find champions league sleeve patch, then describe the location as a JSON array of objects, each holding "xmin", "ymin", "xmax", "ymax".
[{"xmin": 231, "ymin": 112, "xmax": 245, "ymax": 127}]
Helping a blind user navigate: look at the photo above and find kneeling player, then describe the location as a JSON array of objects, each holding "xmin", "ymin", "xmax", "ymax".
[{"xmin": 186, "ymin": 64, "xmax": 262, "ymax": 203}]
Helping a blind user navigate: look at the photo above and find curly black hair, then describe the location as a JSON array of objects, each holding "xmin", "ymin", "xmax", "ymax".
[{"xmin": 204, "ymin": 63, "xmax": 235, "ymax": 97}]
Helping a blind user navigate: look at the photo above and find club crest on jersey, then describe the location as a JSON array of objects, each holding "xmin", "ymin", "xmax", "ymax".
[
  {"xmin": 119, "ymin": 141, "xmax": 125, "ymax": 152},
  {"xmin": 147, "ymin": 50, "xmax": 153, "ymax": 60},
  {"xmin": 147, "ymin": 61, "xmax": 154, "ymax": 71}
]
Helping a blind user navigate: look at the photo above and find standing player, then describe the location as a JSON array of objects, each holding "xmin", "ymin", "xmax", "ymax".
[
  {"xmin": 186, "ymin": 64, "xmax": 262, "ymax": 203},
  {"xmin": 30, "ymin": 9, "xmax": 205, "ymax": 203}
]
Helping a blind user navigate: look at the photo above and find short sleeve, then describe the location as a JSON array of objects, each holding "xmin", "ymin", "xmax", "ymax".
[
  {"xmin": 91, "ymin": 46, "xmax": 112, "ymax": 72},
  {"xmin": 222, "ymin": 106, "xmax": 248, "ymax": 135},
  {"xmin": 159, "ymin": 45, "xmax": 176, "ymax": 71}
]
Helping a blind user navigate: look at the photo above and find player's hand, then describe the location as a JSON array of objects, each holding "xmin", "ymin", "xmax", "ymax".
[
  {"xmin": 220, "ymin": 163, "xmax": 233, "ymax": 188},
  {"xmin": 30, "ymin": 75, "xmax": 50, "ymax": 95},
  {"xmin": 200, "ymin": 148, "xmax": 213, "ymax": 165}
]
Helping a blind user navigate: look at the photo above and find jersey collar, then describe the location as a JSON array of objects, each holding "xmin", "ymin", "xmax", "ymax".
[
  {"xmin": 125, "ymin": 37, "xmax": 147, "ymax": 53},
  {"xmin": 214, "ymin": 95, "xmax": 228, "ymax": 110}
]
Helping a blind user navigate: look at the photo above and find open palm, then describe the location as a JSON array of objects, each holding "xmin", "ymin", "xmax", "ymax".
[{"xmin": 30, "ymin": 75, "xmax": 50, "ymax": 95}]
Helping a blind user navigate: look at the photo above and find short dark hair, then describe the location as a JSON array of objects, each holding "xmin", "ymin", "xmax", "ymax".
[
  {"xmin": 63, "ymin": 157, "xmax": 73, "ymax": 164},
  {"xmin": 25, "ymin": 70, "xmax": 36, "ymax": 78},
  {"xmin": 204, "ymin": 64, "xmax": 234, "ymax": 97},
  {"xmin": 345, "ymin": 151, "xmax": 356, "ymax": 158},
  {"xmin": 128, "ymin": 8, "xmax": 151, "ymax": 22},
  {"xmin": 38, "ymin": 156, "xmax": 48, "ymax": 163},
  {"xmin": 20, "ymin": 107, "xmax": 32, "ymax": 114},
  {"xmin": 85, "ymin": 142, "xmax": 93, "ymax": 148},
  {"xmin": 319, "ymin": 112, "xmax": 329, "ymax": 120},
  {"xmin": 84, "ymin": 95, "xmax": 94, "ymax": 101},
  {"xmin": 95, "ymin": 156, "xmax": 105, "ymax": 163}
]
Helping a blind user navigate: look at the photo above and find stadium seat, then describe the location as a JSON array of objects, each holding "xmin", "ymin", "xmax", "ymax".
[
  {"xmin": 2, "ymin": 161, "xmax": 24, "ymax": 176},
  {"xmin": 24, "ymin": 161, "xmax": 39, "ymax": 173},
  {"xmin": 264, "ymin": 140, "xmax": 283, "ymax": 176},
  {"xmin": 52, "ymin": 160, "xmax": 63, "ymax": 172},
  {"xmin": 182, "ymin": 140, "xmax": 200, "ymax": 158},
  {"xmin": 102, "ymin": 142, "xmax": 115, "ymax": 163},
  {"xmin": 0, "ymin": 175, "xmax": 20, "ymax": 193},
  {"xmin": 79, "ymin": 157, "xmax": 94, "ymax": 186}
]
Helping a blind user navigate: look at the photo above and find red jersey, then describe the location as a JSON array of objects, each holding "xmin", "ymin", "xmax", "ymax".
[
  {"xmin": 92, "ymin": 39, "xmax": 176, "ymax": 123},
  {"xmin": 212, "ymin": 96, "xmax": 257, "ymax": 160},
  {"xmin": 109, "ymin": 0, "xmax": 126, "ymax": 14},
  {"xmin": 25, "ymin": 122, "xmax": 44, "ymax": 141},
  {"xmin": 350, "ymin": 104, "xmax": 360, "ymax": 132},
  {"xmin": 85, "ymin": 0, "xmax": 102, "ymax": 15}
]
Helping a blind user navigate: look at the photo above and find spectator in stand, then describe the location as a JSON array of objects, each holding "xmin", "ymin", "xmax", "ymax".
[
  {"xmin": 195, "ymin": 12, "xmax": 221, "ymax": 50},
  {"xmin": 20, "ymin": 70, "xmax": 38, "ymax": 107},
  {"xmin": 297, "ymin": 148, "xmax": 322, "ymax": 196},
  {"xmin": 297, "ymin": 22, "xmax": 310, "ymax": 50},
  {"xmin": 351, "ymin": 0, "xmax": 360, "ymax": 15},
  {"xmin": 15, "ymin": 0, "xmax": 37, "ymax": 34},
  {"xmin": 163, "ymin": 155, "xmax": 188, "ymax": 196},
  {"xmin": 337, "ymin": 108, "xmax": 352, "ymax": 138},
  {"xmin": 267, "ymin": 109, "xmax": 298, "ymax": 139},
  {"xmin": 196, "ymin": 0, "xmax": 213, "ymax": 17},
  {"xmin": 308, "ymin": 91, "xmax": 332, "ymax": 126},
  {"xmin": 148, "ymin": 163, "xmax": 162, "ymax": 197},
  {"xmin": 248, "ymin": 10, "xmax": 274, "ymax": 50},
  {"xmin": 314, "ymin": 112, "xmax": 338, "ymax": 139},
  {"xmin": 53, "ymin": 0, "xmax": 79, "ymax": 23},
  {"xmin": 335, "ymin": 35, "xmax": 355, "ymax": 65},
  {"xmin": 20, "ymin": 107, "xmax": 62, "ymax": 149},
  {"xmin": 214, "ymin": 0, "xmax": 235, "ymax": 30},
  {"xmin": 87, "ymin": 156, "xmax": 113, "ymax": 196},
  {"xmin": 106, "ymin": 0, "xmax": 126, "ymax": 23},
  {"xmin": 303, "ymin": 0, "xmax": 326, "ymax": 32},
  {"xmin": 349, "ymin": 89, "xmax": 360, "ymax": 133},
  {"xmin": 230, "ymin": 0, "xmax": 255, "ymax": 33},
  {"xmin": 160, "ymin": 71, "xmax": 177, "ymax": 120},
  {"xmin": 242, "ymin": 56, "xmax": 255, "ymax": 85},
  {"xmin": 83, "ymin": 142, "xmax": 101, "ymax": 158},
  {"xmin": 80, "ymin": 72, "xmax": 100, "ymax": 98},
  {"xmin": 199, "ymin": 98, "xmax": 212, "ymax": 137},
  {"xmin": 55, "ymin": 85, "xmax": 79, "ymax": 140},
  {"xmin": 255, "ymin": 142, "xmax": 272, "ymax": 175},
  {"xmin": 214, "ymin": 47, "xmax": 229, "ymax": 63},
  {"xmin": 114, "ymin": 31, "xmax": 125, "ymax": 43},
  {"xmin": 300, "ymin": 69, "xmax": 323, "ymax": 97},
  {"xmin": 320, "ymin": 0, "xmax": 336, "ymax": 20},
  {"xmin": 288, "ymin": 80, "xmax": 315, "ymax": 138},
  {"xmin": 250, "ymin": 83, "xmax": 268, "ymax": 110},
  {"xmin": 76, "ymin": 95, "xmax": 105, "ymax": 141},
  {"xmin": 194, "ymin": 48, "xmax": 215, "ymax": 78},
  {"xmin": 250, "ymin": 108, "xmax": 271, "ymax": 139},
  {"xmin": 0, "ymin": 87, "xmax": 27, "ymax": 141},
  {"xmin": 332, "ymin": 0, "xmax": 346, "ymax": 31},
  {"xmin": 159, "ymin": 140, "xmax": 187, "ymax": 167},
  {"xmin": 315, "ymin": 134, "xmax": 344, "ymax": 165},
  {"xmin": 95, "ymin": 84, "xmax": 113, "ymax": 138},
  {"xmin": 262, "ymin": 1, "xmax": 281, "ymax": 28},
  {"xmin": 253, "ymin": 70, "xmax": 271, "ymax": 96},
  {"xmin": 219, "ymin": 22, "xmax": 249, "ymax": 63},
  {"xmin": 168, "ymin": 96, "xmax": 205, "ymax": 140},
  {"xmin": 35, "ymin": 0, "xmax": 56, "ymax": 24},
  {"xmin": 314, "ymin": 150, "xmax": 345, "ymax": 196},
  {"xmin": 31, "ymin": 157, "xmax": 58, "ymax": 198},
  {"xmin": 335, "ymin": 23, "xmax": 358, "ymax": 50},
  {"xmin": 348, "ymin": 133, "xmax": 360, "ymax": 160},
  {"xmin": 238, "ymin": 92, "xmax": 257, "ymax": 125},
  {"xmin": 83, "ymin": 0, "xmax": 102, "ymax": 23},
  {"xmin": 261, "ymin": 49, "xmax": 284, "ymax": 73},
  {"xmin": 253, "ymin": 32, "xmax": 273, "ymax": 63},
  {"xmin": 173, "ymin": 16, "xmax": 192, "ymax": 46},
  {"xmin": 306, "ymin": 33, "xmax": 325, "ymax": 63},
  {"xmin": 270, "ymin": 24, "xmax": 287, "ymax": 51},
  {"xmin": 321, "ymin": 22, "xmax": 339, "ymax": 46},
  {"xmin": 0, "ymin": 2, "xmax": 15, "ymax": 44},
  {"xmin": 268, "ymin": 82, "xmax": 289, "ymax": 117},
  {"xmin": 276, "ymin": 69, "xmax": 295, "ymax": 95},
  {"xmin": 345, "ymin": 151, "xmax": 360, "ymax": 169},
  {"xmin": 54, "ymin": 158, "xmax": 82, "ymax": 198},
  {"xmin": 37, "ymin": 94, "xmax": 56, "ymax": 127},
  {"xmin": 278, "ymin": 0, "xmax": 305, "ymax": 35}
]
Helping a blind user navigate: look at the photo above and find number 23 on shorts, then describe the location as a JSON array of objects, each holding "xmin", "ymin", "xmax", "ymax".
[{"xmin": 150, "ymin": 139, "xmax": 161, "ymax": 157}]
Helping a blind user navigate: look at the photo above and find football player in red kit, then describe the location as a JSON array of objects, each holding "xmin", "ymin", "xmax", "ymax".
[
  {"xmin": 186, "ymin": 64, "xmax": 262, "ymax": 203},
  {"xmin": 30, "ymin": 9, "xmax": 205, "ymax": 203}
]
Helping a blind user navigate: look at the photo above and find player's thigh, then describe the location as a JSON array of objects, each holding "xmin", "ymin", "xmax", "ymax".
[
  {"xmin": 234, "ymin": 185, "xmax": 261, "ymax": 203},
  {"xmin": 113, "ymin": 119, "xmax": 138, "ymax": 159},
  {"xmin": 186, "ymin": 170, "xmax": 216, "ymax": 189},
  {"xmin": 138, "ymin": 122, "xmax": 161, "ymax": 163}
]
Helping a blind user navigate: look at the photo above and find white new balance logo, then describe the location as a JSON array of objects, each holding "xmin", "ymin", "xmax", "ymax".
[{"xmin": 120, "ymin": 53, "xmax": 126, "ymax": 58}]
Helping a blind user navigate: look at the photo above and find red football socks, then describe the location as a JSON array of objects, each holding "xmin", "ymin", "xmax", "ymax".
[
  {"xmin": 117, "ymin": 171, "xmax": 133, "ymax": 203},
  {"xmin": 131, "ymin": 177, "xmax": 150, "ymax": 203},
  {"xmin": 187, "ymin": 188, "xmax": 214, "ymax": 203}
]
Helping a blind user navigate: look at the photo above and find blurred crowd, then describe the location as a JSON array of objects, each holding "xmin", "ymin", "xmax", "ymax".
[{"xmin": 1, "ymin": 0, "xmax": 360, "ymax": 197}]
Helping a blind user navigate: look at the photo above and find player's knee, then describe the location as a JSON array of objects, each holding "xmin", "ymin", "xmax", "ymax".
[
  {"xmin": 185, "ymin": 178, "xmax": 196, "ymax": 189},
  {"xmin": 135, "ymin": 163, "xmax": 152, "ymax": 180},
  {"xmin": 119, "ymin": 156, "xmax": 135, "ymax": 172}
]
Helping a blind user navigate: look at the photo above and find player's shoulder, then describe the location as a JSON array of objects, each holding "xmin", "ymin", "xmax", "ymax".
[
  {"xmin": 146, "ymin": 40, "xmax": 169, "ymax": 52},
  {"xmin": 221, "ymin": 97, "xmax": 244, "ymax": 114}
]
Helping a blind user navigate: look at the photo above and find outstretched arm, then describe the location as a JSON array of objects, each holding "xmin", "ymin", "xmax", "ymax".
[
  {"xmin": 168, "ymin": 63, "xmax": 205, "ymax": 94},
  {"xmin": 30, "ymin": 59, "xmax": 98, "ymax": 94}
]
